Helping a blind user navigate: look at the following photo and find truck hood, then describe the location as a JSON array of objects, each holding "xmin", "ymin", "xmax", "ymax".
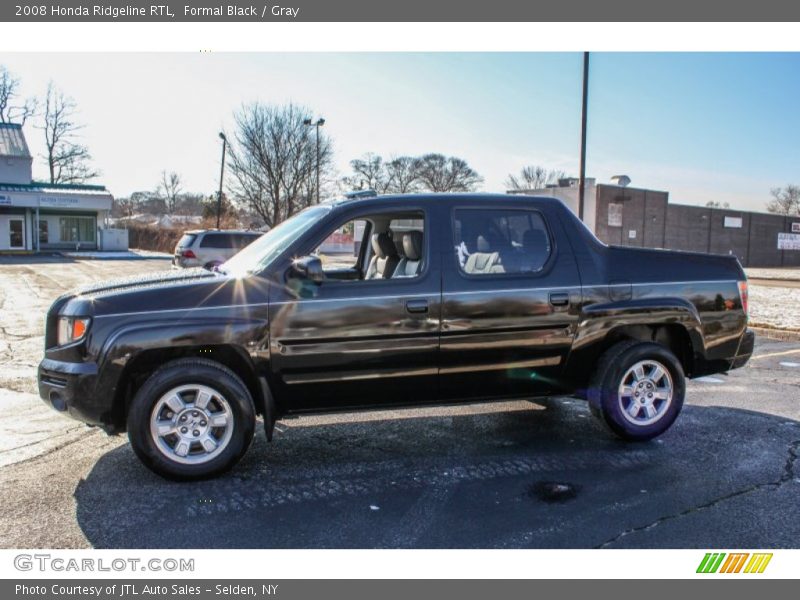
[{"xmin": 55, "ymin": 267, "xmax": 270, "ymax": 318}]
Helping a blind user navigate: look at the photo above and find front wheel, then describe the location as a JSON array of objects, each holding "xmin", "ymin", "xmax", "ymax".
[
  {"xmin": 128, "ymin": 358, "xmax": 256, "ymax": 480},
  {"xmin": 588, "ymin": 341, "xmax": 685, "ymax": 441}
]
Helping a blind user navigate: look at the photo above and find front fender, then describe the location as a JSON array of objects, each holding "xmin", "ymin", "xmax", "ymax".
[{"xmin": 91, "ymin": 315, "xmax": 269, "ymax": 424}]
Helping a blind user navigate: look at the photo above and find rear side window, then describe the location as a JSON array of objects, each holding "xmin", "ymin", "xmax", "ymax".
[
  {"xmin": 454, "ymin": 208, "xmax": 551, "ymax": 275},
  {"xmin": 238, "ymin": 233, "xmax": 261, "ymax": 248},
  {"xmin": 200, "ymin": 233, "xmax": 234, "ymax": 248},
  {"xmin": 177, "ymin": 233, "xmax": 197, "ymax": 248}
]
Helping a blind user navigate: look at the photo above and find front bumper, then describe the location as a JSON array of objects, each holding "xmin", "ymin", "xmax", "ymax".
[
  {"xmin": 731, "ymin": 328, "xmax": 755, "ymax": 370},
  {"xmin": 38, "ymin": 358, "xmax": 114, "ymax": 431}
]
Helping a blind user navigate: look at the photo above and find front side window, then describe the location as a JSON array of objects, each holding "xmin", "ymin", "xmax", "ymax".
[
  {"xmin": 454, "ymin": 208, "xmax": 551, "ymax": 275},
  {"xmin": 309, "ymin": 212, "xmax": 425, "ymax": 281},
  {"xmin": 312, "ymin": 219, "xmax": 367, "ymax": 271}
]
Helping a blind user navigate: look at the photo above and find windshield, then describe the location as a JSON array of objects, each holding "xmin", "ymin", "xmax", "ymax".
[{"xmin": 220, "ymin": 205, "xmax": 331, "ymax": 276}]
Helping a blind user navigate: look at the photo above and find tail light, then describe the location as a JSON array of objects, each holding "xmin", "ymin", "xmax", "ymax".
[
  {"xmin": 738, "ymin": 280, "xmax": 749, "ymax": 319},
  {"xmin": 181, "ymin": 249, "xmax": 196, "ymax": 259}
]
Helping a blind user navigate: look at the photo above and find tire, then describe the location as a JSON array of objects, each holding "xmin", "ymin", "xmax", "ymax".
[
  {"xmin": 127, "ymin": 358, "xmax": 256, "ymax": 480},
  {"xmin": 587, "ymin": 340, "xmax": 685, "ymax": 441}
]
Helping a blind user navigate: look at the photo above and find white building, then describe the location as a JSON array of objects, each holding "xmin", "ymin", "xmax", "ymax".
[{"xmin": 0, "ymin": 122, "xmax": 114, "ymax": 252}]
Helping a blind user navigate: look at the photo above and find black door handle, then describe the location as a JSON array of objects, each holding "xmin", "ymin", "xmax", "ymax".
[
  {"xmin": 406, "ymin": 299, "xmax": 429, "ymax": 314},
  {"xmin": 549, "ymin": 292, "xmax": 570, "ymax": 307}
]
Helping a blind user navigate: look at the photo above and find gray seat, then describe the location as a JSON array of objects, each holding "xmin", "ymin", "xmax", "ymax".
[
  {"xmin": 366, "ymin": 232, "xmax": 399, "ymax": 279},
  {"xmin": 493, "ymin": 229, "xmax": 550, "ymax": 274},
  {"xmin": 464, "ymin": 234, "xmax": 501, "ymax": 274},
  {"xmin": 465, "ymin": 251, "xmax": 501, "ymax": 274},
  {"xmin": 393, "ymin": 231, "xmax": 424, "ymax": 278}
]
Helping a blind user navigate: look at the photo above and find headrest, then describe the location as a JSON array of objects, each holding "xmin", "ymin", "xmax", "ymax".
[
  {"xmin": 402, "ymin": 231, "xmax": 423, "ymax": 261},
  {"xmin": 523, "ymin": 229, "xmax": 548, "ymax": 253},
  {"xmin": 371, "ymin": 232, "xmax": 397, "ymax": 258},
  {"xmin": 476, "ymin": 235, "xmax": 490, "ymax": 252}
]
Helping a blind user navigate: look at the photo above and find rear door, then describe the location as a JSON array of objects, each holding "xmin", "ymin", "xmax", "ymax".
[
  {"xmin": 439, "ymin": 202, "xmax": 582, "ymax": 400},
  {"xmin": 268, "ymin": 203, "xmax": 443, "ymax": 411}
]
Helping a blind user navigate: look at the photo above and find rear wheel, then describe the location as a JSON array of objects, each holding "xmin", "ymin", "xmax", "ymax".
[
  {"xmin": 588, "ymin": 341, "xmax": 685, "ymax": 441},
  {"xmin": 128, "ymin": 359, "xmax": 255, "ymax": 480}
]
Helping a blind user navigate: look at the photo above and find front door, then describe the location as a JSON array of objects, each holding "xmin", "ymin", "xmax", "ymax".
[
  {"xmin": 0, "ymin": 217, "xmax": 26, "ymax": 250},
  {"xmin": 439, "ymin": 203, "xmax": 582, "ymax": 400},
  {"xmin": 268, "ymin": 205, "xmax": 442, "ymax": 412}
]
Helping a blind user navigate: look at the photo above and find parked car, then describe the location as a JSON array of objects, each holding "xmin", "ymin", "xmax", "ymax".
[
  {"xmin": 39, "ymin": 194, "xmax": 754, "ymax": 479},
  {"xmin": 172, "ymin": 229, "xmax": 262, "ymax": 269}
]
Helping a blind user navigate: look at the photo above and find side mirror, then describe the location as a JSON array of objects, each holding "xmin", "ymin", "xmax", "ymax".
[{"xmin": 290, "ymin": 255, "xmax": 325, "ymax": 283}]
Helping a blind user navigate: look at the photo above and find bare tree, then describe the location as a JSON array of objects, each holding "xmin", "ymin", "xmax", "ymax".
[
  {"xmin": 505, "ymin": 165, "xmax": 566, "ymax": 191},
  {"xmin": 341, "ymin": 153, "xmax": 390, "ymax": 193},
  {"xmin": 766, "ymin": 185, "xmax": 800, "ymax": 216},
  {"xmin": 385, "ymin": 155, "xmax": 421, "ymax": 193},
  {"xmin": 227, "ymin": 102, "xmax": 333, "ymax": 228},
  {"xmin": 158, "ymin": 171, "xmax": 183, "ymax": 214},
  {"xmin": 114, "ymin": 196, "xmax": 138, "ymax": 219},
  {"xmin": 0, "ymin": 65, "xmax": 37, "ymax": 125},
  {"xmin": 415, "ymin": 153, "xmax": 483, "ymax": 193},
  {"xmin": 40, "ymin": 83, "xmax": 99, "ymax": 184}
]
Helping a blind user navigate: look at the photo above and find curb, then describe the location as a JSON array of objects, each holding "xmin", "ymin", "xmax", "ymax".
[
  {"xmin": 750, "ymin": 326, "xmax": 800, "ymax": 343},
  {"xmin": 59, "ymin": 253, "xmax": 172, "ymax": 261}
]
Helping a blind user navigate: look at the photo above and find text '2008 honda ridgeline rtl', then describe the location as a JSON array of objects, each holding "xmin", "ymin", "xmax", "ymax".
[{"xmin": 39, "ymin": 194, "xmax": 754, "ymax": 479}]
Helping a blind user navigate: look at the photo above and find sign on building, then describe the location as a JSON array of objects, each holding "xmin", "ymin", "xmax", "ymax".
[
  {"xmin": 724, "ymin": 216, "xmax": 743, "ymax": 228},
  {"xmin": 39, "ymin": 196, "xmax": 81, "ymax": 207},
  {"xmin": 777, "ymin": 232, "xmax": 800, "ymax": 251},
  {"xmin": 608, "ymin": 203, "xmax": 623, "ymax": 227}
]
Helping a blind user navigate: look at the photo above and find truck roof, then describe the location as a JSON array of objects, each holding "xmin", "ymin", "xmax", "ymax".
[{"xmin": 326, "ymin": 192, "xmax": 567, "ymax": 209}]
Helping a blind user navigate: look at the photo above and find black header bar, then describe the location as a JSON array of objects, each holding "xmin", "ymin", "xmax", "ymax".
[{"xmin": 4, "ymin": 0, "xmax": 800, "ymax": 22}]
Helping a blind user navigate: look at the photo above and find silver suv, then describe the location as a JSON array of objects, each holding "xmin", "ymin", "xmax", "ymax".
[{"xmin": 172, "ymin": 230, "xmax": 262, "ymax": 269}]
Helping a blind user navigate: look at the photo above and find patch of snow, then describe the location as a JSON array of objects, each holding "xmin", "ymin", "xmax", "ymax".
[
  {"xmin": 746, "ymin": 267, "xmax": 800, "ymax": 281},
  {"xmin": 749, "ymin": 284, "xmax": 800, "ymax": 331},
  {"xmin": 62, "ymin": 250, "xmax": 172, "ymax": 260},
  {"xmin": 693, "ymin": 376, "xmax": 724, "ymax": 383},
  {"xmin": 779, "ymin": 362, "xmax": 800, "ymax": 368}
]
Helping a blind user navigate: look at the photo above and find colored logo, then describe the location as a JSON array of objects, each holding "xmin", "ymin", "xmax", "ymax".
[{"xmin": 697, "ymin": 552, "xmax": 772, "ymax": 574}]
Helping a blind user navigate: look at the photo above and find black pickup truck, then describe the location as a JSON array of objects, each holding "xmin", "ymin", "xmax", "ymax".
[{"xmin": 39, "ymin": 194, "xmax": 754, "ymax": 479}]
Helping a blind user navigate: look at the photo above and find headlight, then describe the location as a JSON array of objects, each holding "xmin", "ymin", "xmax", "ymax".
[{"xmin": 57, "ymin": 317, "xmax": 91, "ymax": 346}]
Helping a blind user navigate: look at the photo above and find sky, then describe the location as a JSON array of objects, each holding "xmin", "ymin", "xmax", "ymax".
[{"xmin": 3, "ymin": 52, "xmax": 800, "ymax": 211}]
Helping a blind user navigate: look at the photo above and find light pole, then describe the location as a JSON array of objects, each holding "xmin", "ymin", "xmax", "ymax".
[
  {"xmin": 303, "ymin": 117, "xmax": 325, "ymax": 203},
  {"xmin": 578, "ymin": 52, "xmax": 590, "ymax": 222},
  {"xmin": 216, "ymin": 132, "xmax": 227, "ymax": 230}
]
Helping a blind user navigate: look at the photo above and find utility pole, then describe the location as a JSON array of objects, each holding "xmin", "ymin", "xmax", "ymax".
[
  {"xmin": 304, "ymin": 117, "xmax": 325, "ymax": 203},
  {"xmin": 578, "ymin": 51, "xmax": 590, "ymax": 222},
  {"xmin": 217, "ymin": 132, "xmax": 227, "ymax": 230}
]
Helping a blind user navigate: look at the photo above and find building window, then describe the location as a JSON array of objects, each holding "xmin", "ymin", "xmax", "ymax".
[
  {"xmin": 59, "ymin": 217, "xmax": 96, "ymax": 243},
  {"xmin": 39, "ymin": 220, "xmax": 48, "ymax": 245}
]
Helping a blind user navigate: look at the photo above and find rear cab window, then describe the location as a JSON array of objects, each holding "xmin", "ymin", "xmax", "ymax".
[{"xmin": 454, "ymin": 208, "xmax": 552, "ymax": 276}]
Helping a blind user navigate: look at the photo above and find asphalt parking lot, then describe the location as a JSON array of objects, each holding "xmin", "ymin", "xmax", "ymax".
[{"xmin": 0, "ymin": 256, "xmax": 799, "ymax": 549}]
